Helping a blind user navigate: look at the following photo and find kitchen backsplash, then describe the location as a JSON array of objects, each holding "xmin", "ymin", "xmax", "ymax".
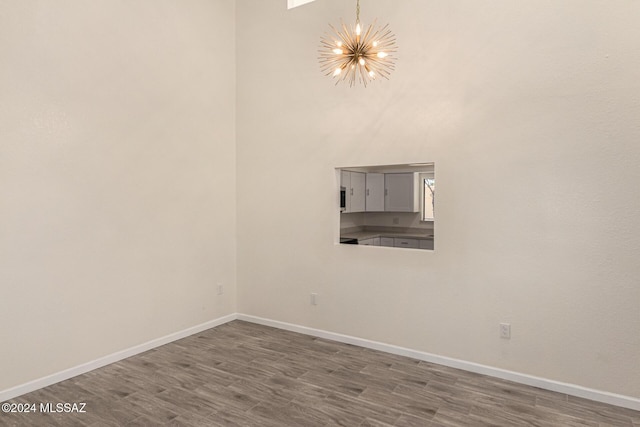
[{"xmin": 341, "ymin": 212, "xmax": 433, "ymax": 231}]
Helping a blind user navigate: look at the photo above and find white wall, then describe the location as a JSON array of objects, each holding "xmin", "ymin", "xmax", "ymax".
[
  {"xmin": 0, "ymin": 0, "xmax": 236, "ymax": 392},
  {"xmin": 236, "ymin": 0, "xmax": 640, "ymax": 399}
]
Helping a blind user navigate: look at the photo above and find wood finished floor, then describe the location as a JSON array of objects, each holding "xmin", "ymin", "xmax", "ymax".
[{"xmin": 1, "ymin": 320, "xmax": 638, "ymax": 427}]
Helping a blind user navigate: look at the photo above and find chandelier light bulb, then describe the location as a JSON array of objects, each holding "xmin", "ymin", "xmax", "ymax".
[{"xmin": 318, "ymin": 0, "xmax": 397, "ymax": 87}]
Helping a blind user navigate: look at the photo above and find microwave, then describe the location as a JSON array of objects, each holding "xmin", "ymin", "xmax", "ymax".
[{"xmin": 340, "ymin": 186, "xmax": 346, "ymax": 212}]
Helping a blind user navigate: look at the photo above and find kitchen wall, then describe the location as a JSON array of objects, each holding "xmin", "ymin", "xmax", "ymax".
[
  {"xmin": 237, "ymin": 0, "xmax": 640, "ymax": 399},
  {"xmin": 339, "ymin": 212, "xmax": 365, "ymax": 231},
  {"xmin": 340, "ymin": 212, "xmax": 433, "ymax": 232},
  {"xmin": 0, "ymin": 0, "xmax": 236, "ymax": 392},
  {"xmin": 363, "ymin": 212, "xmax": 433, "ymax": 231}
]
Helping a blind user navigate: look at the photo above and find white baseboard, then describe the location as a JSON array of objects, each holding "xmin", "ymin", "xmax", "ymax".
[
  {"xmin": 237, "ymin": 314, "xmax": 640, "ymax": 412},
  {"xmin": 0, "ymin": 313, "xmax": 238, "ymax": 403}
]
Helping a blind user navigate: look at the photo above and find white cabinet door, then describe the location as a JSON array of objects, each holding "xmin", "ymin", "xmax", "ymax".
[
  {"xmin": 350, "ymin": 172, "xmax": 366, "ymax": 212},
  {"xmin": 394, "ymin": 238, "xmax": 419, "ymax": 249},
  {"xmin": 385, "ymin": 173, "xmax": 418, "ymax": 212},
  {"xmin": 359, "ymin": 237, "xmax": 381, "ymax": 246},
  {"xmin": 341, "ymin": 171, "xmax": 365, "ymax": 213},
  {"xmin": 341, "ymin": 170, "xmax": 350, "ymax": 189},
  {"xmin": 380, "ymin": 237, "xmax": 394, "ymax": 247},
  {"xmin": 365, "ymin": 173, "xmax": 385, "ymax": 212}
]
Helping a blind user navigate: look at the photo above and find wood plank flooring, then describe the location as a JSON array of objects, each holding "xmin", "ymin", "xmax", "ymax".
[{"xmin": 1, "ymin": 320, "xmax": 638, "ymax": 426}]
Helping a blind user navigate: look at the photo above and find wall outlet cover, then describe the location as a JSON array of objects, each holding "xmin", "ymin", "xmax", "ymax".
[{"xmin": 500, "ymin": 323, "xmax": 511, "ymax": 339}]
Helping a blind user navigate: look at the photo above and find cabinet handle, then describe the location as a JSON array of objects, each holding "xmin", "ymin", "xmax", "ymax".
[
  {"xmin": 350, "ymin": 188, "xmax": 353, "ymax": 196},
  {"xmin": 366, "ymin": 189, "xmax": 369, "ymax": 196},
  {"xmin": 384, "ymin": 189, "xmax": 388, "ymax": 196}
]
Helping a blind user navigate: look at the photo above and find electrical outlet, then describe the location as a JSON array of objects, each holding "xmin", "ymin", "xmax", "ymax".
[
  {"xmin": 310, "ymin": 293, "xmax": 318, "ymax": 306},
  {"xmin": 217, "ymin": 283, "xmax": 224, "ymax": 295},
  {"xmin": 500, "ymin": 323, "xmax": 511, "ymax": 339}
]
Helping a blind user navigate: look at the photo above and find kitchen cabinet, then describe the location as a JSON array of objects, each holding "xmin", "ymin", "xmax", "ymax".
[
  {"xmin": 359, "ymin": 237, "xmax": 380, "ymax": 246},
  {"xmin": 355, "ymin": 235, "xmax": 433, "ymax": 250},
  {"xmin": 341, "ymin": 171, "xmax": 365, "ymax": 213},
  {"xmin": 384, "ymin": 173, "xmax": 419, "ymax": 212},
  {"xmin": 380, "ymin": 237, "xmax": 395, "ymax": 247},
  {"xmin": 394, "ymin": 238, "xmax": 419, "ymax": 249},
  {"xmin": 365, "ymin": 173, "xmax": 385, "ymax": 212},
  {"xmin": 343, "ymin": 171, "xmax": 418, "ymax": 213}
]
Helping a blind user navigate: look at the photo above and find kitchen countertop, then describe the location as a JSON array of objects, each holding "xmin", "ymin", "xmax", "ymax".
[{"xmin": 341, "ymin": 227, "xmax": 434, "ymax": 241}]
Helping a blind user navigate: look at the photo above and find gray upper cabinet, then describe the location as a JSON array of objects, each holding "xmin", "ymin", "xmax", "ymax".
[
  {"xmin": 341, "ymin": 170, "xmax": 366, "ymax": 213},
  {"xmin": 384, "ymin": 173, "xmax": 419, "ymax": 212},
  {"xmin": 365, "ymin": 173, "xmax": 385, "ymax": 212},
  {"xmin": 342, "ymin": 170, "xmax": 421, "ymax": 213}
]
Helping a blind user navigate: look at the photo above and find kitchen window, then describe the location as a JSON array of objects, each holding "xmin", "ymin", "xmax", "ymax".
[{"xmin": 421, "ymin": 173, "xmax": 435, "ymax": 222}]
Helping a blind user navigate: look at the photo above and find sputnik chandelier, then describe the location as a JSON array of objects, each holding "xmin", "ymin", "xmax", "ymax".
[{"xmin": 319, "ymin": 0, "xmax": 397, "ymax": 87}]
